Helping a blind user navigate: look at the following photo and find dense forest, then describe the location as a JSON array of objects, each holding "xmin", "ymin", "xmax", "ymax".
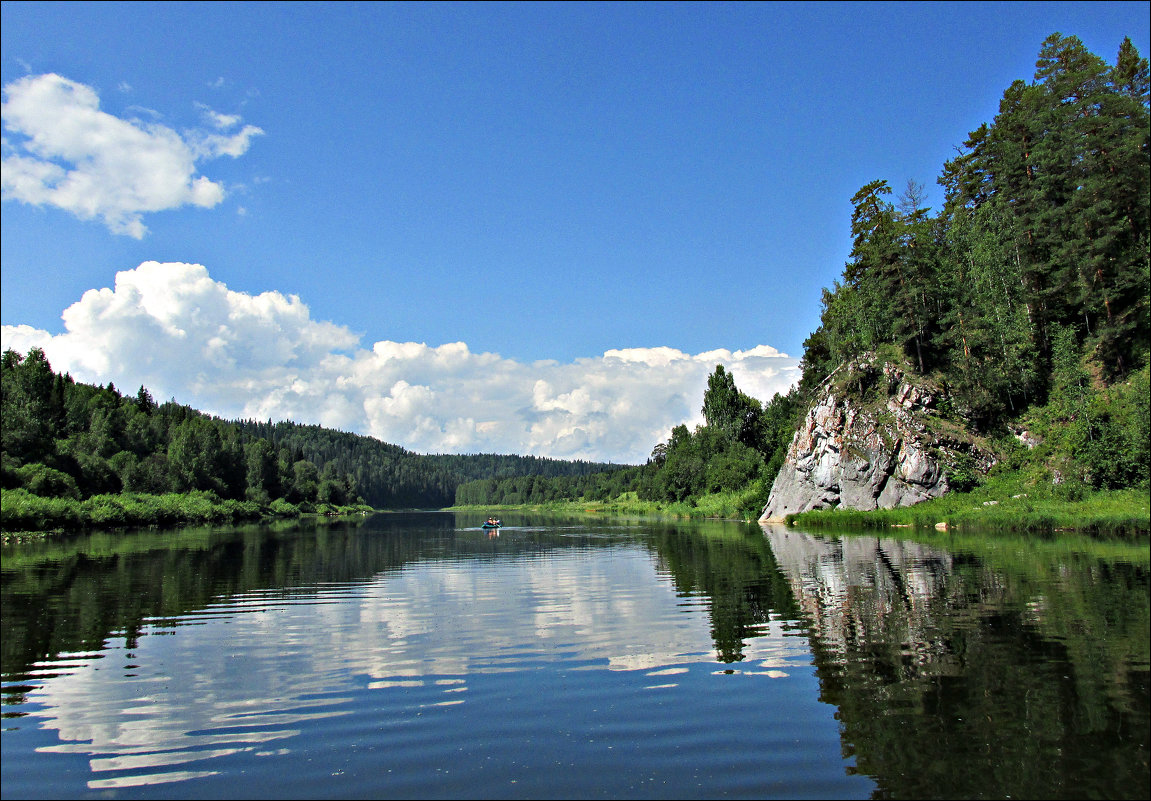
[
  {"xmin": 1, "ymin": 348, "xmax": 368, "ymax": 528},
  {"xmin": 458, "ymin": 33, "xmax": 1150, "ymax": 512},
  {"xmin": 231, "ymin": 418, "xmax": 623, "ymax": 508},
  {"xmin": 801, "ymin": 33, "xmax": 1148, "ymax": 412}
]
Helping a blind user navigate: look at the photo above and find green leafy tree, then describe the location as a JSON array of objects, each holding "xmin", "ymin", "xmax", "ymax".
[
  {"xmin": 1, "ymin": 348, "xmax": 59, "ymax": 464},
  {"xmin": 701, "ymin": 365, "xmax": 765, "ymax": 449},
  {"xmin": 168, "ymin": 418, "xmax": 227, "ymax": 495},
  {"xmin": 244, "ymin": 439, "xmax": 281, "ymax": 503}
]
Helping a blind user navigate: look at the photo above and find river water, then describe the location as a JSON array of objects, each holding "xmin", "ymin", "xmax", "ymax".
[{"xmin": 2, "ymin": 512, "xmax": 1147, "ymax": 799}]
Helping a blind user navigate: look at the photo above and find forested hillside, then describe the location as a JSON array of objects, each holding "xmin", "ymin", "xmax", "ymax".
[
  {"xmin": 2, "ymin": 348, "xmax": 363, "ymax": 514},
  {"xmin": 789, "ymin": 32, "xmax": 1149, "ymax": 490},
  {"xmin": 459, "ymin": 33, "xmax": 1150, "ymax": 514},
  {"xmin": 232, "ymin": 419, "xmax": 624, "ymax": 508},
  {"xmin": 801, "ymin": 33, "xmax": 1148, "ymax": 419}
]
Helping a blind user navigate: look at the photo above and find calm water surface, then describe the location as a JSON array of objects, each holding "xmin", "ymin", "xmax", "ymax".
[{"xmin": 1, "ymin": 512, "xmax": 1147, "ymax": 799}]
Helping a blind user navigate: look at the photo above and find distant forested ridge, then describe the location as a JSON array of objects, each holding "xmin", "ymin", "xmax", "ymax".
[
  {"xmin": 231, "ymin": 419, "xmax": 625, "ymax": 508},
  {"xmin": 459, "ymin": 33, "xmax": 1150, "ymax": 513}
]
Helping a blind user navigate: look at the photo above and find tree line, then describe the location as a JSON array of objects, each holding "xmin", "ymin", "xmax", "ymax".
[
  {"xmin": 2, "ymin": 348, "xmax": 364, "ymax": 515},
  {"xmin": 231, "ymin": 418, "xmax": 624, "ymax": 508},
  {"xmin": 1, "ymin": 346, "xmax": 628, "ymax": 526},
  {"xmin": 455, "ymin": 364, "xmax": 801, "ymax": 516}
]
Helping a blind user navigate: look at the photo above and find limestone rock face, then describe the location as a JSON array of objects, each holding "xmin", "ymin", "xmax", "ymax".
[{"xmin": 760, "ymin": 358, "xmax": 983, "ymax": 523}]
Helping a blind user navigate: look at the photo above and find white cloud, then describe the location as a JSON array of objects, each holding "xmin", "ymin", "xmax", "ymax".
[
  {"xmin": 1, "ymin": 73, "xmax": 263, "ymax": 237},
  {"xmin": 198, "ymin": 104, "xmax": 241, "ymax": 130},
  {"xmin": 0, "ymin": 262, "xmax": 801, "ymax": 463}
]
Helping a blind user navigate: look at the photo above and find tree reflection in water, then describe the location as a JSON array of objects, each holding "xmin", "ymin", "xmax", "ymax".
[
  {"xmin": 760, "ymin": 525, "xmax": 1149, "ymax": 800},
  {"xmin": 2, "ymin": 514, "xmax": 1147, "ymax": 799}
]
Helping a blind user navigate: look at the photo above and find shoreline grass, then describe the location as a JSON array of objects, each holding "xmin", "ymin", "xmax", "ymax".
[
  {"xmin": 785, "ymin": 485, "xmax": 1149, "ymax": 536},
  {"xmin": 0, "ymin": 487, "xmax": 374, "ymax": 538},
  {"xmin": 447, "ymin": 488, "xmax": 768, "ymax": 522},
  {"xmin": 452, "ymin": 480, "xmax": 1149, "ymax": 537}
]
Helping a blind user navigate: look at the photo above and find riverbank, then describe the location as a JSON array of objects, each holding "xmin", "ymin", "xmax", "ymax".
[
  {"xmin": 451, "ymin": 481, "xmax": 1150, "ymax": 536},
  {"xmin": 449, "ymin": 487, "xmax": 767, "ymax": 522},
  {"xmin": 786, "ymin": 484, "xmax": 1149, "ymax": 536},
  {"xmin": 0, "ymin": 487, "xmax": 374, "ymax": 538}
]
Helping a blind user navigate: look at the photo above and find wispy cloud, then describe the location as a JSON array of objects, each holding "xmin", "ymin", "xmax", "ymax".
[
  {"xmin": 1, "ymin": 74, "xmax": 263, "ymax": 238},
  {"xmin": 0, "ymin": 262, "xmax": 800, "ymax": 463}
]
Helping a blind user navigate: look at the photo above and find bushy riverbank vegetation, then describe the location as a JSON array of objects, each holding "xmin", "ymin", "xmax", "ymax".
[
  {"xmin": 788, "ymin": 483, "xmax": 1149, "ymax": 536},
  {"xmin": 0, "ymin": 488, "xmax": 373, "ymax": 537},
  {"xmin": 453, "ymin": 479, "xmax": 1149, "ymax": 534}
]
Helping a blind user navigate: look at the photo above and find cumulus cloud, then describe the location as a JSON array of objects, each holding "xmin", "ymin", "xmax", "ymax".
[
  {"xmin": 0, "ymin": 262, "xmax": 801, "ymax": 463},
  {"xmin": 1, "ymin": 73, "xmax": 263, "ymax": 237}
]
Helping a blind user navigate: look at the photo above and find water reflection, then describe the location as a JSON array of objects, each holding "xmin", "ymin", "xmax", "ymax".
[
  {"xmin": 763, "ymin": 525, "xmax": 1150, "ymax": 799},
  {"xmin": 2, "ymin": 514, "xmax": 1147, "ymax": 799},
  {"xmin": 3, "ymin": 514, "xmax": 835, "ymax": 797}
]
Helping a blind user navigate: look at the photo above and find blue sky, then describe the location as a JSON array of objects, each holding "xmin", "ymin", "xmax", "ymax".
[{"xmin": 3, "ymin": 1, "xmax": 1148, "ymax": 462}]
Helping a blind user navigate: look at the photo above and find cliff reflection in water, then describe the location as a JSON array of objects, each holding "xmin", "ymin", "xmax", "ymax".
[{"xmin": 762, "ymin": 525, "xmax": 1150, "ymax": 800}]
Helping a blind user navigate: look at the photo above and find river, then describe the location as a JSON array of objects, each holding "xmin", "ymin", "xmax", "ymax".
[{"xmin": 2, "ymin": 512, "xmax": 1147, "ymax": 799}]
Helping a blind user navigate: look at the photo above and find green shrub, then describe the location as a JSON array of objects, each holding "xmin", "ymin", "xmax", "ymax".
[
  {"xmin": 1, "ymin": 489, "xmax": 81, "ymax": 530},
  {"xmin": 945, "ymin": 452, "xmax": 980, "ymax": 493},
  {"xmin": 269, "ymin": 498, "xmax": 298, "ymax": 517},
  {"xmin": 85, "ymin": 495, "xmax": 128, "ymax": 526},
  {"xmin": 16, "ymin": 463, "xmax": 82, "ymax": 500}
]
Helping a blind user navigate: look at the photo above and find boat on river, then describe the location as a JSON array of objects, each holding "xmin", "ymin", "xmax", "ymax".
[{"xmin": 481, "ymin": 519, "xmax": 502, "ymax": 530}]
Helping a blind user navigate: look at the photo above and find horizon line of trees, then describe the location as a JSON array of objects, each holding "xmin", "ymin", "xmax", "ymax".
[
  {"xmin": 456, "ymin": 364, "xmax": 801, "ymax": 514},
  {"xmin": 231, "ymin": 418, "xmax": 626, "ymax": 508}
]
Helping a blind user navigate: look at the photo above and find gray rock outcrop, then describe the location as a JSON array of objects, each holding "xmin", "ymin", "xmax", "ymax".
[{"xmin": 759, "ymin": 357, "xmax": 988, "ymax": 523}]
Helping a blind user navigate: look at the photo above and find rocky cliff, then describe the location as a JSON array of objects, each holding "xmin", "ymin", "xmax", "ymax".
[{"xmin": 760, "ymin": 357, "xmax": 992, "ymax": 523}]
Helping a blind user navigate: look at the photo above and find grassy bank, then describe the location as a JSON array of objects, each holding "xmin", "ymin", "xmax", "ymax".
[
  {"xmin": 0, "ymin": 487, "xmax": 374, "ymax": 536},
  {"xmin": 449, "ymin": 486, "xmax": 768, "ymax": 522},
  {"xmin": 786, "ymin": 483, "xmax": 1149, "ymax": 536},
  {"xmin": 452, "ymin": 477, "xmax": 1149, "ymax": 537}
]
